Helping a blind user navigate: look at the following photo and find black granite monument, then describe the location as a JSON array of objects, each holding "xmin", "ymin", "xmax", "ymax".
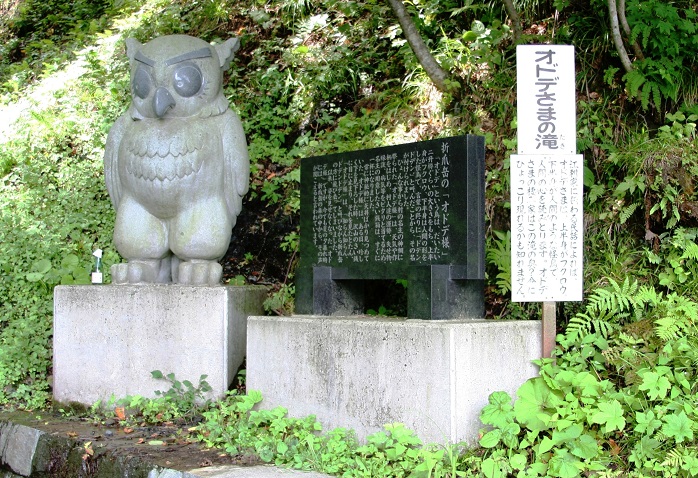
[{"xmin": 296, "ymin": 135, "xmax": 485, "ymax": 320}]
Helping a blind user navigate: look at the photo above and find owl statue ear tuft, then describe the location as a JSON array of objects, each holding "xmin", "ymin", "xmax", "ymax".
[
  {"xmin": 125, "ymin": 38, "xmax": 142, "ymax": 63},
  {"xmin": 215, "ymin": 37, "xmax": 240, "ymax": 71}
]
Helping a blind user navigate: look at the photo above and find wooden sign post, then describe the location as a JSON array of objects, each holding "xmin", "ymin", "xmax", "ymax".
[{"xmin": 512, "ymin": 46, "xmax": 583, "ymax": 357}]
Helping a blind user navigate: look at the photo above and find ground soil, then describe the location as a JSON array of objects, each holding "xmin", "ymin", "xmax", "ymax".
[
  {"xmin": 222, "ymin": 193, "xmax": 297, "ymax": 295},
  {"xmin": 0, "ymin": 409, "xmax": 263, "ymax": 472}
]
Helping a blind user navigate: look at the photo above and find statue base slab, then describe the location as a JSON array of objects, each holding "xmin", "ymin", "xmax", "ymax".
[
  {"xmin": 53, "ymin": 285, "xmax": 266, "ymax": 405},
  {"xmin": 247, "ymin": 316, "xmax": 541, "ymax": 445}
]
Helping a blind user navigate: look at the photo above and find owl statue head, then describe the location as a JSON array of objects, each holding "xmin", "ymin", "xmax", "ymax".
[{"xmin": 124, "ymin": 35, "xmax": 239, "ymax": 120}]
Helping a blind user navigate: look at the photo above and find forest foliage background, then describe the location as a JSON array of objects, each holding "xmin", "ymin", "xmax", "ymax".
[{"xmin": 1, "ymin": 0, "xmax": 698, "ymax": 475}]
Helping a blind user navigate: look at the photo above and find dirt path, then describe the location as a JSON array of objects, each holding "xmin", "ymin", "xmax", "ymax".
[{"xmin": 0, "ymin": 409, "xmax": 262, "ymax": 473}]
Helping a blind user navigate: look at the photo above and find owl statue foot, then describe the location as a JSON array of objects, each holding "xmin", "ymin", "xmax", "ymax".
[
  {"xmin": 111, "ymin": 259, "xmax": 171, "ymax": 284},
  {"xmin": 178, "ymin": 260, "xmax": 222, "ymax": 286}
]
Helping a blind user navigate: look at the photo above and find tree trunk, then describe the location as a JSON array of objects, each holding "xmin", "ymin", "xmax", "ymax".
[
  {"xmin": 617, "ymin": 0, "xmax": 644, "ymax": 60},
  {"xmin": 608, "ymin": 0, "xmax": 634, "ymax": 73},
  {"xmin": 501, "ymin": 0, "xmax": 522, "ymax": 42},
  {"xmin": 387, "ymin": 0, "xmax": 456, "ymax": 94}
]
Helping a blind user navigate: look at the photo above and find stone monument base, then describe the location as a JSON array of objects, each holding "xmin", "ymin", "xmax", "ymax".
[
  {"xmin": 53, "ymin": 285, "xmax": 266, "ymax": 405},
  {"xmin": 247, "ymin": 316, "xmax": 541, "ymax": 446}
]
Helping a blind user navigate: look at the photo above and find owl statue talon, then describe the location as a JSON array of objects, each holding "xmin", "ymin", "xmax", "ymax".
[
  {"xmin": 111, "ymin": 263, "xmax": 128, "ymax": 284},
  {"xmin": 178, "ymin": 261, "xmax": 223, "ymax": 286},
  {"xmin": 111, "ymin": 260, "xmax": 166, "ymax": 284},
  {"xmin": 104, "ymin": 34, "xmax": 249, "ymax": 285}
]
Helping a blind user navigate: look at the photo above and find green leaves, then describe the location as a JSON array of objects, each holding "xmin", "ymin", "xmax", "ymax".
[
  {"xmin": 661, "ymin": 411, "xmax": 695, "ymax": 444},
  {"xmin": 590, "ymin": 399, "xmax": 626, "ymax": 433},
  {"xmin": 570, "ymin": 434, "xmax": 600, "ymax": 460},
  {"xmin": 26, "ymin": 258, "xmax": 52, "ymax": 282},
  {"xmin": 634, "ymin": 410, "xmax": 662, "ymax": 435},
  {"xmin": 480, "ymin": 391, "xmax": 514, "ymax": 429},
  {"xmin": 479, "ymin": 392, "xmax": 521, "ymax": 449},
  {"xmin": 514, "ymin": 377, "xmax": 561, "ymax": 431},
  {"xmin": 478, "ymin": 279, "xmax": 698, "ymax": 476},
  {"xmin": 145, "ymin": 371, "xmax": 212, "ymax": 424},
  {"xmin": 547, "ymin": 448, "xmax": 582, "ymax": 478},
  {"xmin": 638, "ymin": 368, "xmax": 672, "ymax": 400}
]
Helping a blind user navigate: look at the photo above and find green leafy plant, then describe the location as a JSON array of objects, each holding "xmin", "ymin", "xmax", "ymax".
[
  {"xmin": 151, "ymin": 370, "xmax": 211, "ymax": 404},
  {"xmin": 366, "ymin": 305, "xmax": 398, "ymax": 317},
  {"xmin": 196, "ymin": 391, "xmax": 473, "ymax": 477},
  {"xmin": 623, "ymin": 0, "xmax": 698, "ymax": 110},
  {"xmin": 479, "ymin": 279, "xmax": 698, "ymax": 477},
  {"xmin": 486, "ymin": 230, "xmax": 511, "ymax": 295},
  {"xmin": 228, "ymin": 274, "xmax": 246, "ymax": 286},
  {"xmin": 658, "ymin": 111, "xmax": 698, "ymax": 141},
  {"xmin": 116, "ymin": 371, "xmax": 212, "ymax": 425},
  {"xmin": 646, "ymin": 228, "xmax": 698, "ymax": 292},
  {"xmin": 264, "ymin": 284, "xmax": 295, "ymax": 315}
]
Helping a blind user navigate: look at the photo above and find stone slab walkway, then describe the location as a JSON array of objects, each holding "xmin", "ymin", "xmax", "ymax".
[{"xmin": 188, "ymin": 465, "xmax": 333, "ymax": 477}]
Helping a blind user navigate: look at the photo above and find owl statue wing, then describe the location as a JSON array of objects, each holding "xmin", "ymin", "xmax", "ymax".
[
  {"xmin": 103, "ymin": 114, "xmax": 127, "ymax": 210},
  {"xmin": 221, "ymin": 109, "xmax": 250, "ymax": 219}
]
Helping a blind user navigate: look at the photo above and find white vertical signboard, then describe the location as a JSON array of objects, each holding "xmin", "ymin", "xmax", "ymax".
[
  {"xmin": 512, "ymin": 45, "xmax": 583, "ymax": 303},
  {"xmin": 510, "ymin": 153, "xmax": 583, "ymax": 301},
  {"xmin": 516, "ymin": 46, "xmax": 576, "ymax": 155}
]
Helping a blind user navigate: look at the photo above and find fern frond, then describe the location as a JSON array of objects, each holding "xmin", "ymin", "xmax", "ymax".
[
  {"xmin": 662, "ymin": 448, "xmax": 684, "ymax": 469},
  {"xmin": 563, "ymin": 280, "xmax": 662, "ymax": 349},
  {"xmin": 653, "ymin": 293, "xmax": 698, "ymax": 341},
  {"xmin": 655, "ymin": 316, "xmax": 685, "ymax": 341},
  {"xmin": 633, "ymin": 286, "xmax": 662, "ymax": 320},
  {"xmin": 635, "ymin": 285, "xmax": 661, "ymax": 304},
  {"xmin": 686, "ymin": 337, "xmax": 698, "ymax": 368},
  {"xmin": 640, "ymin": 84, "xmax": 652, "ymax": 110},
  {"xmin": 681, "ymin": 240, "xmax": 698, "ymax": 261},
  {"xmin": 563, "ymin": 313, "xmax": 593, "ymax": 344},
  {"xmin": 596, "ymin": 315, "xmax": 619, "ymax": 338},
  {"xmin": 640, "ymin": 24, "xmax": 651, "ymax": 50},
  {"xmin": 619, "ymin": 203, "xmax": 639, "ymax": 224},
  {"xmin": 668, "ymin": 295, "xmax": 698, "ymax": 321},
  {"xmin": 615, "ymin": 276, "xmax": 639, "ymax": 297},
  {"xmin": 652, "ymin": 82, "xmax": 662, "ymax": 110},
  {"xmin": 561, "ymin": 310, "xmax": 622, "ymax": 347},
  {"xmin": 660, "ymin": 447, "xmax": 698, "ymax": 471},
  {"xmin": 585, "ymin": 278, "xmax": 641, "ymax": 323},
  {"xmin": 625, "ymin": 70, "xmax": 646, "ymax": 98}
]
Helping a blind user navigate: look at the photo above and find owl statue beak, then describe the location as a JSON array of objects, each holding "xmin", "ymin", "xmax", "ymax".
[{"xmin": 154, "ymin": 87, "xmax": 176, "ymax": 118}]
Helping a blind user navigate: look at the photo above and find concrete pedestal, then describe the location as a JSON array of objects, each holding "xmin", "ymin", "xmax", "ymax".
[
  {"xmin": 247, "ymin": 316, "xmax": 541, "ymax": 446},
  {"xmin": 53, "ymin": 285, "xmax": 266, "ymax": 405}
]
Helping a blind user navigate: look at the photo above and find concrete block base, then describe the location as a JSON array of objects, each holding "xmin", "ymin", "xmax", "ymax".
[
  {"xmin": 53, "ymin": 285, "xmax": 266, "ymax": 405},
  {"xmin": 247, "ymin": 316, "xmax": 541, "ymax": 445}
]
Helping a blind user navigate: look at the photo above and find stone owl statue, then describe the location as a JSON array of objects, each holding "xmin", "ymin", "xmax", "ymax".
[{"xmin": 104, "ymin": 34, "xmax": 249, "ymax": 285}]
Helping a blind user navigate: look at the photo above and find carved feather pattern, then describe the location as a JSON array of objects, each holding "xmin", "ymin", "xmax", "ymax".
[
  {"xmin": 123, "ymin": 130, "xmax": 205, "ymax": 182},
  {"xmin": 126, "ymin": 128, "xmax": 204, "ymax": 158}
]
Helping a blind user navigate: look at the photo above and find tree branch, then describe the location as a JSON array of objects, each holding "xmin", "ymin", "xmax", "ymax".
[
  {"xmin": 617, "ymin": 0, "xmax": 644, "ymax": 60},
  {"xmin": 501, "ymin": 0, "xmax": 522, "ymax": 42},
  {"xmin": 608, "ymin": 0, "xmax": 634, "ymax": 73},
  {"xmin": 387, "ymin": 0, "xmax": 456, "ymax": 94}
]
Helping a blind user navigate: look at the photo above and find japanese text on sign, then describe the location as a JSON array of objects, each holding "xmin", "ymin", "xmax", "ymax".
[
  {"xmin": 511, "ymin": 154, "xmax": 583, "ymax": 301},
  {"xmin": 310, "ymin": 142, "xmax": 452, "ymax": 266},
  {"xmin": 517, "ymin": 45, "xmax": 576, "ymax": 155},
  {"xmin": 513, "ymin": 45, "xmax": 582, "ymax": 302}
]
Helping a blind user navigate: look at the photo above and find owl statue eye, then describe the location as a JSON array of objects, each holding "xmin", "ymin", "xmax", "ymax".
[
  {"xmin": 133, "ymin": 66, "xmax": 152, "ymax": 99},
  {"xmin": 173, "ymin": 64, "xmax": 203, "ymax": 97}
]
